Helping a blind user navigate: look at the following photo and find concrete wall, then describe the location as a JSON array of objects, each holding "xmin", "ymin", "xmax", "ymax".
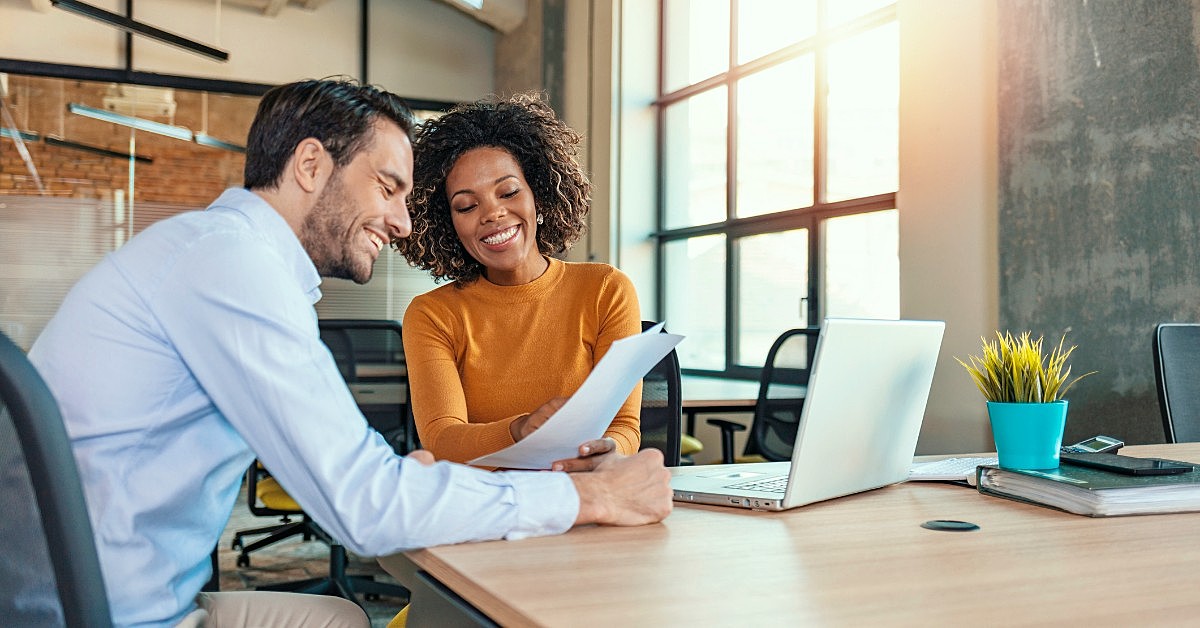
[
  {"xmin": 998, "ymin": 0, "xmax": 1200, "ymax": 445},
  {"xmin": 494, "ymin": 0, "xmax": 592, "ymax": 264}
]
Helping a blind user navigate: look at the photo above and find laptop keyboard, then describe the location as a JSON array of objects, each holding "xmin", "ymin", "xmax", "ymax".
[{"xmin": 725, "ymin": 475, "xmax": 788, "ymax": 494}]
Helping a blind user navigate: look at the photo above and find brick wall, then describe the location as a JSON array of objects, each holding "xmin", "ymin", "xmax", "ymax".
[{"xmin": 1, "ymin": 74, "xmax": 255, "ymax": 206}]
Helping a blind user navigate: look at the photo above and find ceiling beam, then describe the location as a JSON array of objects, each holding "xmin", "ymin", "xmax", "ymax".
[{"xmin": 50, "ymin": 0, "xmax": 229, "ymax": 62}]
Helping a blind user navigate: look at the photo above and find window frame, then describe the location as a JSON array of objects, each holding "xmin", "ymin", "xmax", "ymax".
[{"xmin": 653, "ymin": 0, "xmax": 898, "ymax": 380}]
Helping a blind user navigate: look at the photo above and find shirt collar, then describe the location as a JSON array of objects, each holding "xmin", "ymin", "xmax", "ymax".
[{"xmin": 209, "ymin": 187, "xmax": 323, "ymax": 304}]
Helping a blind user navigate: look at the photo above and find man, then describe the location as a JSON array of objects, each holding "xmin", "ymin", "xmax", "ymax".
[{"xmin": 29, "ymin": 78, "xmax": 672, "ymax": 627}]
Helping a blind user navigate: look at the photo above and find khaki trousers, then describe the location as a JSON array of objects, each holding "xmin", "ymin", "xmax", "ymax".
[{"xmin": 180, "ymin": 591, "xmax": 370, "ymax": 628}]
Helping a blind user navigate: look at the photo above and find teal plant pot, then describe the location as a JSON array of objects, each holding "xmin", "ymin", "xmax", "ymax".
[{"xmin": 987, "ymin": 400, "xmax": 1068, "ymax": 470}]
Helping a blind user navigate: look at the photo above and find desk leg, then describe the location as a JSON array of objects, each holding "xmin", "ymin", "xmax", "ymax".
[
  {"xmin": 685, "ymin": 410, "xmax": 697, "ymax": 437},
  {"xmin": 406, "ymin": 571, "xmax": 498, "ymax": 628}
]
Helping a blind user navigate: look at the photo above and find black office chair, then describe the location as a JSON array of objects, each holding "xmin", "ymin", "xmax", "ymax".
[
  {"xmin": 1152, "ymin": 323, "xmax": 1200, "ymax": 443},
  {"xmin": 231, "ymin": 320, "xmax": 409, "ymax": 608},
  {"xmin": 0, "ymin": 331, "xmax": 113, "ymax": 627},
  {"xmin": 319, "ymin": 320, "xmax": 412, "ymax": 455},
  {"xmin": 638, "ymin": 320, "xmax": 683, "ymax": 466},
  {"xmin": 708, "ymin": 328, "xmax": 819, "ymax": 463}
]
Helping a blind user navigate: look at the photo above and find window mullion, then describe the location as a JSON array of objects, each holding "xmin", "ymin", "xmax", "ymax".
[{"xmin": 726, "ymin": 1, "xmax": 739, "ymax": 372}]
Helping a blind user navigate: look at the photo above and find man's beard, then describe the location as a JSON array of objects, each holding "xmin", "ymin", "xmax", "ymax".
[{"xmin": 300, "ymin": 174, "xmax": 374, "ymax": 285}]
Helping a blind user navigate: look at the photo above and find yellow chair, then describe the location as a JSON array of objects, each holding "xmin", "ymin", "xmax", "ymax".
[
  {"xmin": 680, "ymin": 433, "xmax": 704, "ymax": 462},
  {"xmin": 231, "ymin": 462, "xmax": 317, "ymax": 568},
  {"xmin": 234, "ymin": 461, "xmax": 409, "ymax": 606},
  {"xmin": 386, "ymin": 605, "xmax": 409, "ymax": 628}
]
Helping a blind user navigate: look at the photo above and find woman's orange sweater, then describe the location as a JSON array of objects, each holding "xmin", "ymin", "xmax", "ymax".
[{"xmin": 402, "ymin": 257, "xmax": 642, "ymax": 464}]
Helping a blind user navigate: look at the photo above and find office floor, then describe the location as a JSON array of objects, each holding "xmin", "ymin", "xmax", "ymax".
[{"xmin": 216, "ymin": 484, "xmax": 406, "ymax": 627}]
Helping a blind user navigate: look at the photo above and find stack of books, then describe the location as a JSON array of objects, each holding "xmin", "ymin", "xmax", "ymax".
[{"xmin": 976, "ymin": 463, "xmax": 1200, "ymax": 517}]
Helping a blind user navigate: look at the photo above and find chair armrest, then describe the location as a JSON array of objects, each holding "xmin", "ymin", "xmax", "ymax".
[{"xmin": 706, "ymin": 418, "xmax": 746, "ymax": 464}]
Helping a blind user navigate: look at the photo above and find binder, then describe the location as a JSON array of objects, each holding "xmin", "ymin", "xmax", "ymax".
[{"xmin": 976, "ymin": 461, "xmax": 1200, "ymax": 517}]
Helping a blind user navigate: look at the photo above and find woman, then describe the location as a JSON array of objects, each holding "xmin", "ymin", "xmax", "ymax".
[{"xmin": 396, "ymin": 92, "xmax": 642, "ymax": 468}]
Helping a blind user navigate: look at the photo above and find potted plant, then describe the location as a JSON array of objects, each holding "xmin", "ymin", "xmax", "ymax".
[{"xmin": 956, "ymin": 331, "xmax": 1094, "ymax": 469}]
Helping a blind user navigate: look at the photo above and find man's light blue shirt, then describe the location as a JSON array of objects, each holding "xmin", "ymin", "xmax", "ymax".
[{"xmin": 29, "ymin": 188, "xmax": 579, "ymax": 627}]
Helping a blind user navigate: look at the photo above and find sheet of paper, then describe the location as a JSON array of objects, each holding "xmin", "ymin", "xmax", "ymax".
[{"xmin": 469, "ymin": 322, "xmax": 684, "ymax": 470}]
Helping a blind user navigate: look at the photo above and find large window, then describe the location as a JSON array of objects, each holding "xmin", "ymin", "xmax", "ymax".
[{"xmin": 657, "ymin": 0, "xmax": 899, "ymax": 378}]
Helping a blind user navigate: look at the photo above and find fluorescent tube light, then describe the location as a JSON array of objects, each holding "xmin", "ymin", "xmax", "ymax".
[
  {"xmin": 1, "ymin": 127, "xmax": 40, "ymax": 142},
  {"xmin": 194, "ymin": 133, "xmax": 245, "ymax": 153},
  {"xmin": 69, "ymin": 102, "xmax": 193, "ymax": 142},
  {"xmin": 50, "ymin": 0, "xmax": 229, "ymax": 62}
]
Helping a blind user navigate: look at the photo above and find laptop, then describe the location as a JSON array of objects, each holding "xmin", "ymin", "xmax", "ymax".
[{"xmin": 670, "ymin": 318, "xmax": 945, "ymax": 511}]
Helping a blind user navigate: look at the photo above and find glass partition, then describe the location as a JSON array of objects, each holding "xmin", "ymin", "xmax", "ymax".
[
  {"xmin": 0, "ymin": 72, "xmax": 440, "ymax": 350},
  {"xmin": 0, "ymin": 74, "xmax": 253, "ymax": 348}
]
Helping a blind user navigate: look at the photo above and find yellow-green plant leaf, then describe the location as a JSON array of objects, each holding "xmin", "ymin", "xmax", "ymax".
[{"xmin": 955, "ymin": 331, "xmax": 1095, "ymax": 403}]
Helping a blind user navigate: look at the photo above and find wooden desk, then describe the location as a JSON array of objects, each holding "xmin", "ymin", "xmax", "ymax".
[{"xmin": 380, "ymin": 443, "xmax": 1200, "ymax": 626}]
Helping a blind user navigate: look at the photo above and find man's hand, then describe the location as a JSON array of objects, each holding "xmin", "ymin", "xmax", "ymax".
[
  {"xmin": 509, "ymin": 397, "xmax": 568, "ymax": 441},
  {"xmin": 569, "ymin": 448, "xmax": 673, "ymax": 527},
  {"xmin": 407, "ymin": 450, "xmax": 436, "ymax": 465},
  {"xmin": 550, "ymin": 437, "xmax": 618, "ymax": 472}
]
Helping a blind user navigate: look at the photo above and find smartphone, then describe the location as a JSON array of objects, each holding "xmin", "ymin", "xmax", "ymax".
[
  {"xmin": 1060, "ymin": 434, "xmax": 1123, "ymax": 454},
  {"xmin": 1060, "ymin": 452, "xmax": 1195, "ymax": 476}
]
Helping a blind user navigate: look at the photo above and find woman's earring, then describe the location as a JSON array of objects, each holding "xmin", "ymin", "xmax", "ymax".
[{"xmin": 536, "ymin": 214, "xmax": 544, "ymax": 225}]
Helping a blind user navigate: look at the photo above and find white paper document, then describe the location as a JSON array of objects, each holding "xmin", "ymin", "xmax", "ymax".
[{"xmin": 468, "ymin": 322, "xmax": 684, "ymax": 470}]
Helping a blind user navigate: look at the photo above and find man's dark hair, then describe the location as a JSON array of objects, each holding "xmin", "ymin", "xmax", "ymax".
[{"xmin": 243, "ymin": 77, "xmax": 415, "ymax": 190}]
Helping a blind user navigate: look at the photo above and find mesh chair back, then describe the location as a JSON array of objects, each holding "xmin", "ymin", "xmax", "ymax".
[
  {"xmin": 747, "ymin": 328, "xmax": 820, "ymax": 462},
  {"xmin": 638, "ymin": 321, "xmax": 682, "ymax": 466},
  {"xmin": 319, "ymin": 327, "xmax": 356, "ymax": 381},
  {"xmin": 1153, "ymin": 323, "xmax": 1200, "ymax": 443},
  {"xmin": 318, "ymin": 320, "xmax": 409, "ymax": 455},
  {"xmin": 0, "ymin": 331, "xmax": 112, "ymax": 627}
]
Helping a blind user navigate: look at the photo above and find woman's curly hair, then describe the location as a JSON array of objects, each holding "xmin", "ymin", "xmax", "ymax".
[{"xmin": 394, "ymin": 92, "xmax": 590, "ymax": 284}]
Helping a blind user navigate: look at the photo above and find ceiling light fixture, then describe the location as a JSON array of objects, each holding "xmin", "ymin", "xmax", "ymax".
[
  {"xmin": 50, "ymin": 0, "xmax": 229, "ymax": 62},
  {"xmin": 194, "ymin": 133, "xmax": 245, "ymax": 153},
  {"xmin": 0, "ymin": 127, "xmax": 39, "ymax": 143},
  {"xmin": 69, "ymin": 102, "xmax": 193, "ymax": 141},
  {"xmin": 69, "ymin": 102, "xmax": 244, "ymax": 153}
]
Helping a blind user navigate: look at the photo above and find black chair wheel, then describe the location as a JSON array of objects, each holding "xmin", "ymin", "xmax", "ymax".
[
  {"xmin": 236, "ymin": 554, "xmax": 250, "ymax": 568},
  {"xmin": 231, "ymin": 538, "xmax": 242, "ymax": 550}
]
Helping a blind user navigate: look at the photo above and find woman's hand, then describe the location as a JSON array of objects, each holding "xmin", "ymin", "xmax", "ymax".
[
  {"xmin": 551, "ymin": 437, "xmax": 620, "ymax": 472},
  {"xmin": 509, "ymin": 397, "xmax": 568, "ymax": 442}
]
